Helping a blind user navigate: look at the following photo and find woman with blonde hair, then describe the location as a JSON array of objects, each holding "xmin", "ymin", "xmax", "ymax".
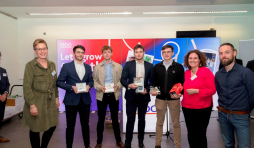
[{"xmin": 23, "ymin": 39, "xmax": 59, "ymax": 148}]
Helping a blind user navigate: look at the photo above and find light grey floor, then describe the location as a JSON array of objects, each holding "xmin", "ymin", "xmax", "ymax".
[{"xmin": 0, "ymin": 111, "xmax": 253, "ymax": 148}]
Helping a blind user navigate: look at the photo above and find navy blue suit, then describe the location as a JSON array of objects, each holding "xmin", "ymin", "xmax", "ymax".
[
  {"xmin": 120, "ymin": 60, "xmax": 153, "ymax": 146},
  {"xmin": 56, "ymin": 61, "xmax": 93, "ymax": 105},
  {"xmin": 0, "ymin": 67, "xmax": 10, "ymax": 127},
  {"xmin": 56, "ymin": 61, "xmax": 93, "ymax": 148}
]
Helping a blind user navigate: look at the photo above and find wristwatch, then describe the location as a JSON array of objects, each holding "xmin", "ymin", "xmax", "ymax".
[{"xmin": 4, "ymin": 91, "xmax": 8, "ymax": 95}]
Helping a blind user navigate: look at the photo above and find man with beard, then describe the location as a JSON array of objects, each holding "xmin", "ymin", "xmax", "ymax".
[
  {"xmin": 57, "ymin": 45, "xmax": 93, "ymax": 148},
  {"xmin": 215, "ymin": 43, "xmax": 254, "ymax": 148},
  {"xmin": 121, "ymin": 44, "xmax": 153, "ymax": 148},
  {"xmin": 93, "ymin": 46, "xmax": 124, "ymax": 148}
]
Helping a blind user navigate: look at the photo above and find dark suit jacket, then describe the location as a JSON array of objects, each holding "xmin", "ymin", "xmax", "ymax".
[
  {"xmin": 56, "ymin": 61, "xmax": 94, "ymax": 105},
  {"xmin": 219, "ymin": 58, "xmax": 243, "ymax": 70},
  {"xmin": 246, "ymin": 60, "xmax": 254, "ymax": 72},
  {"xmin": 0, "ymin": 67, "xmax": 10, "ymax": 95},
  {"xmin": 120, "ymin": 60, "xmax": 153, "ymax": 102}
]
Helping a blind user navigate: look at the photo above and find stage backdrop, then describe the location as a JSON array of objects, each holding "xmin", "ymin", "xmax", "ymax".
[{"xmin": 57, "ymin": 38, "xmax": 220, "ymax": 119}]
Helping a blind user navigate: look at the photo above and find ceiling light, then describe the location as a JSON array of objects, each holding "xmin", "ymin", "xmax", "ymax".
[
  {"xmin": 143, "ymin": 11, "xmax": 249, "ymax": 14},
  {"xmin": 27, "ymin": 12, "xmax": 132, "ymax": 15}
]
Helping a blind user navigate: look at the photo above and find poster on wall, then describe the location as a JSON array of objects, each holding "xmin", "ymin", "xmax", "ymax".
[{"xmin": 57, "ymin": 38, "xmax": 220, "ymax": 114}]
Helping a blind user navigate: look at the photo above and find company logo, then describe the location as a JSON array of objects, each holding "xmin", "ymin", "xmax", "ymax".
[{"xmin": 60, "ymin": 43, "xmax": 72, "ymax": 48}]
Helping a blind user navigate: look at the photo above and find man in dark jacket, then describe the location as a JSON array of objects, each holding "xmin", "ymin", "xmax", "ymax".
[
  {"xmin": 151, "ymin": 45, "xmax": 184, "ymax": 148},
  {"xmin": 120, "ymin": 44, "xmax": 153, "ymax": 148},
  {"xmin": 0, "ymin": 51, "xmax": 10, "ymax": 142}
]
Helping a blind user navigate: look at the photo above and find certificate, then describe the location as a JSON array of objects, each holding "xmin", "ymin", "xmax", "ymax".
[
  {"xmin": 134, "ymin": 77, "xmax": 144, "ymax": 93},
  {"xmin": 76, "ymin": 82, "xmax": 86, "ymax": 93},
  {"xmin": 105, "ymin": 83, "xmax": 115, "ymax": 93},
  {"xmin": 150, "ymin": 86, "xmax": 161, "ymax": 95}
]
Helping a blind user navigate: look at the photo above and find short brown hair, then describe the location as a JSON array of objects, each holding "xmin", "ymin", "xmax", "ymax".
[
  {"xmin": 162, "ymin": 45, "xmax": 174, "ymax": 52},
  {"xmin": 73, "ymin": 45, "xmax": 85, "ymax": 53},
  {"xmin": 33, "ymin": 39, "xmax": 48, "ymax": 50},
  {"xmin": 184, "ymin": 50, "xmax": 207, "ymax": 70},
  {"xmin": 219, "ymin": 43, "xmax": 234, "ymax": 51},
  {"xmin": 133, "ymin": 44, "xmax": 144, "ymax": 51},
  {"xmin": 101, "ymin": 46, "xmax": 112, "ymax": 53}
]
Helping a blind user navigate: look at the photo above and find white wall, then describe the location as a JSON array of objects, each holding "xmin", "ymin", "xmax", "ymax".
[
  {"xmin": 17, "ymin": 15, "xmax": 254, "ymax": 79},
  {"xmin": 0, "ymin": 14, "xmax": 21, "ymax": 96}
]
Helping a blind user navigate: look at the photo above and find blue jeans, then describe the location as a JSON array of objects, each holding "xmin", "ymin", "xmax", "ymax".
[{"xmin": 218, "ymin": 111, "xmax": 251, "ymax": 148}]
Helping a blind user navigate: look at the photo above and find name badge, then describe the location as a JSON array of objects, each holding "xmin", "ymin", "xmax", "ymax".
[
  {"xmin": 191, "ymin": 75, "xmax": 197, "ymax": 80},
  {"xmin": 3, "ymin": 73, "xmax": 7, "ymax": 77},
  {"xmin": 51, "ymin": 70, "xmax": 56, "ymax": 76}
]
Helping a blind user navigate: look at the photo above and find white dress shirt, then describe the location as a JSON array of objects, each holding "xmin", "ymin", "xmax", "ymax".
[{"xmin": 74, "ymin": 60, "xmax": 86, "ymax": 81}]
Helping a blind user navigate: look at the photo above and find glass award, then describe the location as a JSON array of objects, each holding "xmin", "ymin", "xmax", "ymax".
[
  {"xmin": 150, "ymin": 86, "xmax": 161, "ymax": 95},
  {"xmin": 105, "ymin": 83, "xmax": 114, "ymax": 93},
  {"xmin": 76, "ymin": 82, "xmax": 87, "ymax": 93},
  {"xmin": 134, "ymin": 77, "xmax": 144, "ymax": 93}
]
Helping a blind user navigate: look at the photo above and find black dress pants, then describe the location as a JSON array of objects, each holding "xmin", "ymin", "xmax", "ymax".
[
  {"xmin": 65, "ymin": 97, "xmax": 91, "ymax": 148},
  {"xmin": 0, "ymin": 100, "xmax": 6, "ymax": 128},
  {"xmin": 96, "ymin": 93, "xmax": 121, "ymax": 144},
  {"xmin": 182, "ymin": 105, "xmax": 212, "ymax": 148},
  {"xmin": 125, "ymin": 94, "xmax": 149, "ymax": 146}
]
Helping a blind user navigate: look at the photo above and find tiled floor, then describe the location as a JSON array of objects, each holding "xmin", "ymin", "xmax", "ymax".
[{"xmin": 0, "ymin": 111, "xmax": 253, "ymax": 148}]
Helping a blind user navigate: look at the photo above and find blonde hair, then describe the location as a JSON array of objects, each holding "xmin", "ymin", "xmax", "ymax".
[
  {"xmin": 101, "ymin": 46, "xmax": 112, "ymax": 53},
  {"xmin": 33, "ymin": 39, "xmax": 48, "ymax": 50}
]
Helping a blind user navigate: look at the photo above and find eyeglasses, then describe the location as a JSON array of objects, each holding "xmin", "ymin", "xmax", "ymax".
[
  {"xmin": 162, "ymin": 51, "xmax": 172, "ymax": 54},
  {"xmin": 75, "ymin": 51, "xmax": 85, "ymax": 54},
  {"xmin": 36, "ymin": 48, "xmax": 48, "ymax": 52}
]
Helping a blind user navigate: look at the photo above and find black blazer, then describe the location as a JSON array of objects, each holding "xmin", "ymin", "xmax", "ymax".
[
  {"xmin": 0, "ymin": 67, "xmax": 10, "ymax": 94},
  {"xmin": 219, "ymin": 58, "xmax": 243, "ymax": 70},
  {"xmin": 120, "ymin": 60, "xmax": 153, "ymax": 102},
  {"xmin": 246, "ymin": 60, "xmax": 254, "ymax": 72}
]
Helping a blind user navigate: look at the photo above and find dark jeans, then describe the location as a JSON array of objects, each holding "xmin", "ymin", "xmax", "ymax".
[
  {"xmin": 29, "ymin": 126, "xmax": 56, "ymax": 148},
  {"xmin": 182, "ymin": 105, "xmax": 212, "ymax": 148},
  {"xmin": 218, "ymin": 111, "xmax": 251, "ymax": 148},
  {"xmin": 65, "ymin": 98, "xmax": 91, "ymax": 148},
  {"xmin": 125, "ymin": 94, "xmax": 149, "ymax": 146},
  {"xmin": 96, "ymin": 93, "xmax": 121, "ymax": 144},
  {"xmin": 0, "ymin": 100, "xmax": 6, "ymax": 128}
]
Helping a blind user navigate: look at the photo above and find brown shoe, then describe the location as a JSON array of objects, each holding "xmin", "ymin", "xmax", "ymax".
[
  {"xmin": 155, "ymin": 146, "xmax": 161, "ymax": 148},
  {"xmin": 116, "ymin": 141, "xmax": 124, "ymax": 148},
  {"xmin": 95, "ymin": 144, "xmax": 102, "ymax": 148},
  {"xmin": 0, "ymin": 136, "xmax": 10, "ymax": 142}
]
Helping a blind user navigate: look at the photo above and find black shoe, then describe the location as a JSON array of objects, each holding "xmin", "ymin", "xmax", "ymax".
[{"xmin": 139, "ymin": 140, "xmax": 145, "ymax": 148}]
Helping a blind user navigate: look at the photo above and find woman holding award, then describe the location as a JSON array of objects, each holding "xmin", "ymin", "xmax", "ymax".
[
  {"xmin": 182, "ymin": 50, "xmax": 216, "ymax": 148},
  {"xmin": 23, "ymin": 39, "xmax": 59, "ymax": 148}
]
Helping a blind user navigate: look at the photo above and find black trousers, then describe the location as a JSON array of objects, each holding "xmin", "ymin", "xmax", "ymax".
[
  {"xmin": 0, "ymin": 100, "xmax": 6, "ymax": 128},
  {"xmin": 96, "ymin": 93, "xmax": 121, "ymax": 144},
  {"xmin": 65, "ymin": 97, "xmax": 91, "ymax": 148},
  {"xmin": 29, "ymin": 126, "xmax": 56, "ymax": 148},
  {"xmin": 125, "ymin": 95, "xmax": 149, "ymax": 146},
  {"xmin": 182, "ymin": 105, "xmax": 212, "ymax": 148}
]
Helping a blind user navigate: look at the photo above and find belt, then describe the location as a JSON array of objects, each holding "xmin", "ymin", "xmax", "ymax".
[
  {"xmin": 33, "ymin": 88, "xmax": 54, "ymax": 99},
  {"xmin": 105, "ymin": 92, "xmax": 114, "ymax": 96},
  {"xmin": 217, "ymin": 106, "xmax": 249, "ymax": 115}
]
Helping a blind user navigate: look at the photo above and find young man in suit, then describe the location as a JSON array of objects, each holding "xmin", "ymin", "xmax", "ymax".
[
  {"xmin": 56, "ymin": 45, "xmax": 94, "ymax": 148},
  {"xmin": 0, "ymin": 52, "xmax": 10, "ymax": 142},
  {"xmin": 93, "ymin": 46, "xmax": 124, "ymax": 148},
  {"xmin": 120, "ymin": 44, "xmax": 153, "ymax": 148}
]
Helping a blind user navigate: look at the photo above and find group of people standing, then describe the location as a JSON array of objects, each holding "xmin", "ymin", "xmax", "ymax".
[{"xmin": 0, "ymin": 38, "xmax": 254, "ymax": 148}]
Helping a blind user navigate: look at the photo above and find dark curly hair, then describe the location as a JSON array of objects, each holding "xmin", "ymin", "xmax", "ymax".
[{"xmin": 184, "ymin": 50, "xmax": 207, "ymax": 70}]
